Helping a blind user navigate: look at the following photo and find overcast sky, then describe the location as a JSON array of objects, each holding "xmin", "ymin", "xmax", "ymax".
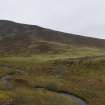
[{"xmin": 0, "ymin": 0, "xmax": 105, "ymax": 39}]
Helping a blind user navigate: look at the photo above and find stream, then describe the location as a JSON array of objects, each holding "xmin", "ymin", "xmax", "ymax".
[
  {"xmin": 33, "ymin": 87, "xmax": 87, "ymax": 105},
  {"xmin": 1, "ymin": 75, "xmax": 87, "ymax": 105}
]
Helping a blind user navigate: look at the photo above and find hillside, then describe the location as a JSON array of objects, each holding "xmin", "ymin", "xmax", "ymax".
[
  {"xmin": 0, "ymin": 20, "xmax": 105, "ymax": 105},
  {"xmin": 0, "ymin": 20, "xmax": 105, "ymax": 56}
]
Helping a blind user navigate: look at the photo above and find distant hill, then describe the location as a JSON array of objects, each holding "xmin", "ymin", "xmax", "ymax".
[{"xmin": 0, "ymin": 20, "xmax": 105, "ymax": 55}]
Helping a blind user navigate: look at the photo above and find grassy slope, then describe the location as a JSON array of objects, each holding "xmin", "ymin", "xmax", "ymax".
[
  {"xmin": 0, "ymin": 20, "xmax": 105, "ymax": 105},
  {"xmin": 1, "ymin": 20, "xmax": 105, "ymax": 55}
]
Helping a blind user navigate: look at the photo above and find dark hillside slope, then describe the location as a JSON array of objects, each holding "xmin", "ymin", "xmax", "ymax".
[{"xmin": 0, "ymin": 20, "xmax": 105, "ymax": 55}]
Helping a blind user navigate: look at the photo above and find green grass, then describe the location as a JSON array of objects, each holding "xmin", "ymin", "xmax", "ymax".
[
  {"xmin": 12, "ymin": 87, "xmax": 77, "ymax": 105},
  {"xmin": 0, "ymin": 46, "xmax": 105, "ymax": 63},
  {"xmin": 0, "ymin": 90, "xmax": 13, "ymax": 104},
  {"xmin": 0, "ymin": 51, "xmax": 105, "ymax": 105}
]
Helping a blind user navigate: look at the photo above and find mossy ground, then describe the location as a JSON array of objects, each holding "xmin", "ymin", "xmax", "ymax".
[{"xmin": 0, "ymin": 51, "xmax": 105, "ymax": 105}]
